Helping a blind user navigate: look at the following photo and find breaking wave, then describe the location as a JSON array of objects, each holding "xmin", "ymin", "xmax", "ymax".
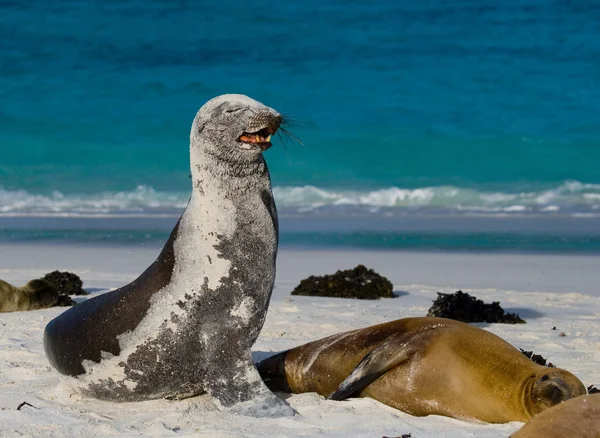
[{"xmin": 1, "ymin": 181, "xmax": 599, "ymax": 216}]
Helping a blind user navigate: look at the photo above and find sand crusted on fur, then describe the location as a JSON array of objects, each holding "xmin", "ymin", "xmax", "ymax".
[{"xmin": 46, "ymin": 95, "xmax": 293, "ymax": 417}]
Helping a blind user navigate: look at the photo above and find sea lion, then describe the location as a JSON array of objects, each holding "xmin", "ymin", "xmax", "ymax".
[
  {"xmin": 511, "ymin": 393, "xmax": 600, "ymax": 437},
  {"xmin": 43, "ymin": 94, "xmax": 294, "ymax": 417},
  {"xmin": 257, "ymin": 317, "xmax": 586, "ymax": 423},
  {"xmin": 0, "ymin": 279, "xmax": 58, "ymax": 312}
]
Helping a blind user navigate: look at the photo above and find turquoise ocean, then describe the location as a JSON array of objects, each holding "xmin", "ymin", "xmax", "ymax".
[{"xmin": 1, "ymin": 0, "xmax": 600, "ymax": 252}]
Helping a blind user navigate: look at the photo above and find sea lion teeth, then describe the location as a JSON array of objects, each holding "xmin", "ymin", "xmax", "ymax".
[
  {"xmin": 265, "ymin": 135, "xmax": 271, "ymax": 142},
  {"xmin": 44, "ymin": 94, "xmax": 295, "ymax": 418}
]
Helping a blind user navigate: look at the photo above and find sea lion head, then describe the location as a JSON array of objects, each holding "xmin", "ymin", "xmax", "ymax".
[
  {"xmin": 524, "ymin": 368, "xmax": 587, "ymax": 417},
  {"xmin": 23, "ymin": 279, "xmax": 59, "ymax": 309},
  {"xmin": 190, "ymin": 94, "xmax": 282, "ymax": 165}
]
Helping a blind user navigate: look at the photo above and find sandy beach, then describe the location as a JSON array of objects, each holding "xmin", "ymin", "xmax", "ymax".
[
  {"xmin": 0, "ymin": 243, "xmax": 598, "ymax": 437},
  {"xmin": 3, "ymin": 0, "xmax": 600, "ymax": 436}
]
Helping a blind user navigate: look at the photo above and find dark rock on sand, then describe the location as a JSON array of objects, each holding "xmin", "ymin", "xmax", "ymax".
[
  {"xmin": 427, "ymin": 290, "xmax": 525, "ymax": 324},
  {"xmin": 588, "ymin": 385, "xmax": 600, "ymax": 394},
  {"xmin": 291, "ymin": 265, "xmax": 394, "ymax": 299},
  {"xmin": 43, "ymin": 271, "xmax": 88, "ymax": 296},
  {"xmin": 520, "ymin": 349, "xmax": 555, "ymax": 367}
]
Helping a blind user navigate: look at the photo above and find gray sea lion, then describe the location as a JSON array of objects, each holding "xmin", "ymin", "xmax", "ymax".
[
  {"xmin": 43, "ymin": 94, "xmax": 294, "ymax": 417},
  {"xmin": 511, "ymin": 393, "xmax": 600, "ymax": 437},
  {"xmin": 0, "ymin": 279, "xmax": 58, "ymax": 312},
  {"xmin": 257, "ymin": 317, "xmax": 586, "ymax": 423}
]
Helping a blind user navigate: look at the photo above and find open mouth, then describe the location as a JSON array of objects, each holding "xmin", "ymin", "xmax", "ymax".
[{"xmin": 238, "ymin": 127, "xmax": 274, "ymax": 151}]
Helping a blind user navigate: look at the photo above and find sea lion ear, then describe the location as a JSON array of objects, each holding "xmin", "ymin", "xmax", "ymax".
[{"xmin": 328, "ymin": 329, "xmax": 435, "ymax": 401}]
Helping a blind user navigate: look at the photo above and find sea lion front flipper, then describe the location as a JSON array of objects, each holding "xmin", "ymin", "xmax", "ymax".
[{"xmin": 328, "ymin": 329, "xmax": 434, "ymax": 401}]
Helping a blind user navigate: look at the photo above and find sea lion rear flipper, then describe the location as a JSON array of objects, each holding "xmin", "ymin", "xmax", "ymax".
[{"xmin": 328, "ymin": 329, "xmax": 434, "ymax": 401}]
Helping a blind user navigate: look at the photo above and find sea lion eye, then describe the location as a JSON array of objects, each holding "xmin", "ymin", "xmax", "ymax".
[{"xmin": 225, "ymin": 107, "xmax": 242, "ymax": 113}]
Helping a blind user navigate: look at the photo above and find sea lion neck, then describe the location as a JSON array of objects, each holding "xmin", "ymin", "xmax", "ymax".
[
  {"xmin": 190, "ymin": 159, "xmax": 268, "ymax": 205},
  {"xmin": 521, "ymin": 373, "xmax": 539, "ymax": 420},
  {"xmin": 196, "ymin": 148, "xmax": 267, "ymax": 179}
]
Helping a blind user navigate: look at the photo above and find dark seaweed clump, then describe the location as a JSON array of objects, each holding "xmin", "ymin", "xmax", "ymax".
[
  {"xmin": 291, "ymin": 265, "xmax": 394, "ymax": 300},
  {"xmin": 43, "ymin": 271, "xmax": 87, "ymax": 296},
  {"xmin": 520, "ymin": 349, "xmax": 555, "ymax": 367},
  {"xmin": 43, "ymin": 270, "xmax": 87, "ymax": 306},
  {"xmin": 427, "ymin": 290, "xmax": 525, "ymax": 324},
  {"xmin": 55, "ymin": 294, "xmax": 76, "ymax": 307}
]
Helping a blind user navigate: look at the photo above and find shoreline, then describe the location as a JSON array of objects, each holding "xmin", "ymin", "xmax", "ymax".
[
  {"xmin": 2, "ymin": 243, "xmax": 599, "ymax": 294},
  {"xmin": 2, "ymin": 213, "xmax": 600, "ymax": 255}
]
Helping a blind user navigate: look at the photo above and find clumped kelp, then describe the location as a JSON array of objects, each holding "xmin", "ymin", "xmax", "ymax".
[
  {"xmin": 427, "ymin": 290, "xmax": 525, "ymax": 324},
  {"xmin": 43, "ymin": 270, "xmax": 87, "ymax": 306},
  {"xmin": 520, "ymin": 349, "xmax": 555, "ymax": 367},
  {"xmin": 292, "ymin": 265, "xmax": 394, "ymax": 299}
]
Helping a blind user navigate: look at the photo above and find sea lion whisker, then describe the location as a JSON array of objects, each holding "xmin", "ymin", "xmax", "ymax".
[
  {"xmin": 277, "ymin": 126, "xmax": 304, "ymax": 147},
  {"xmin": 280, "ymin": 113, "xmax": 311, "ymax": 129}
]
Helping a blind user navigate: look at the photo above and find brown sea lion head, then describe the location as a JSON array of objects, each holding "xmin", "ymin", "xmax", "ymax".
[
  {"xmin": 24, "ymin": 279, "xmax": 59, "ymax": 309},
  {"xmin": 524, "ymin": 368, "xmax": 587, "ymax": 418}
]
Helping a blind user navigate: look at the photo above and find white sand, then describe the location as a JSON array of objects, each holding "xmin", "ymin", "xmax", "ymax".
[{"xmin": 0, "ymin": 243, "xmax": 599, "ymax": 437}]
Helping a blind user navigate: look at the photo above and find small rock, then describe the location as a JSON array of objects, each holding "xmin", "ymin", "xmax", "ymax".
[
  {"xmin": 427, "ymin": 290, "xmax": 525, "ymax": 324},
  {"xmin": 291, "ymin": 265, "xmax": 394, "ymax": 300},
  {"xmin": 588, "ymin": 385, "xmax": 599, "ymax": 394}
]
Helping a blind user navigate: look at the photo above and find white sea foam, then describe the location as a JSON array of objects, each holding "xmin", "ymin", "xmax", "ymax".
[
  {"xmin": 0, "ymin": 185, "xmax": 188, "ymax": 215},
  {"xmin": 1, "ymin": 180, "xmax": 599, "ymax": 216}
]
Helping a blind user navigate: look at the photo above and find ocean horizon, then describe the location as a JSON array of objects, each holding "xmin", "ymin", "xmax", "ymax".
[{"xmin": 2, "ymin": 0, "xmax": 599, "ymax": 252}]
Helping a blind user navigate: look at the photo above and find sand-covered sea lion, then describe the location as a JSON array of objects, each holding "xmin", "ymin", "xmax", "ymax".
[
  {"xmin": 0, "ymin": 279, "xmax": 58, "ymax": 312},
  {"xmin": 257, "ymin": 317, "xmax": 586, "ymax": 423},
  {"xmin": 44, "ymin": 94, "xmax": 294, "ymax": 417},
  {"xmin": 511, "ymin": 393, "xmax": 600, "ymax": 437}
]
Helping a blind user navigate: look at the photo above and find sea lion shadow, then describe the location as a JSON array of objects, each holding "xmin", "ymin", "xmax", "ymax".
[
  {"xmin": 393, "ymin": 290, "xmax": 409, "ymax": 298},
  {"xmin": 252, "ymin": 350, "xmax": 278, "ymax": 363},
  {"xmin": 470, "ymin": 307, "xmax": 545, "ymax": 328},
  {"xmin": 504, "ymin": 307, "xmax": 545, "ymax": 319}
]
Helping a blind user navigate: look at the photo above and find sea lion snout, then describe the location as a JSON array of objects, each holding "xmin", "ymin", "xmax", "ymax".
[
  {"xmin": 267, "ymin": 115, "xmax": 283, "ymax": 134},
  {"xmin": 238, "ymin": 111, "xmax": 282, "ymax": 151},
  {"xmin": 24, "ymin": 279, "xmax": 59, "ymax": 309}
]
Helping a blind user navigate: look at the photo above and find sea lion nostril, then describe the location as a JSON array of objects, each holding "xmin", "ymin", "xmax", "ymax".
[
  {"xmin": 547, "ymin": 384, "xmax": 566, "ymax": 404},
  {"xmin": 268, "ymin": 115, "xmax": 282, "ymax": 135}
]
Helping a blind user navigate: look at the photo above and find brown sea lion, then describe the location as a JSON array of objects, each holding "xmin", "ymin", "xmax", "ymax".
[
  {"xmin": 0, "ymin": 279, "xmax": 59, "ymax": 312},
  {"xmin": 257, "ymin": 317, "xmax": 586, "ymax": 423},
  {"xmin": 511, "ymin": 393, "xmax": 600, "ymax": 437}
]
